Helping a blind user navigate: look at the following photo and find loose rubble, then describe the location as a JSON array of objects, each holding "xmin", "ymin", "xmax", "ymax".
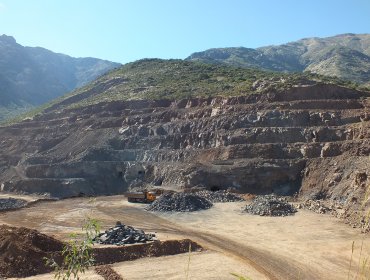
[
  {"xmin": 297, "ymin": 199, "xmax": 331, "ymax": 214},
  {"xmin": 94, "ymin": 221, "xmax": 156, "ymax": 245},
  {"xmin": 244, "ymin": 194, "xmax": 297, "ymax": 216},
  {"xmin": 0, "ymin": 198, "xmax": 28, "ymax": 211},
  {"xmin": 195, "ymin": 190, "xmax": 244, "ymax": 203},
  {"xmin": 146, "ymin": 192, "xmax": 213, "ymax": 212},
  {"xmin": 296, "ymin": 199, "xmax": 370, "ymax": 232}
]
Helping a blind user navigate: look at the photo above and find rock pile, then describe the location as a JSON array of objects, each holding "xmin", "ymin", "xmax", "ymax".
[
  {"xmin": 94, "ymin": 222, "xmax": 156, "ymax": 245},
  {"xmin": 196, "ymin": 190, "xmax": 244, "ymax": 203},
  {"xmin": 297, "ymin": 199, "xmax": 331, "ymax": 214},
  {"xmin": 0, "ymin": 198, "xmax": 27, "ymax": 211},
  {"xmin": 146, "ymin": 192, "xmax": 213, "ymax": 212},
  {"xmin": 244, "ymin": 195, "xmax": 297, "ymax": 216}
]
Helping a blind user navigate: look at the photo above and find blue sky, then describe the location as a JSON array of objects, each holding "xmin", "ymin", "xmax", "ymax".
[{"xmin": 0, "ymin": 0, "xmax": 369, "ymax": 63}]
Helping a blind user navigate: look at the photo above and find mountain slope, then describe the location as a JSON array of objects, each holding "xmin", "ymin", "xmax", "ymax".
[
  {"xmin": 187, "ymin": 33, "xmax": 370, "ymax": 85},
  {"xmin": 0, "ymin": 35, "xmax": 120, "ymax": 120},
  {"xmin": 36, "ymin": 58, "xmax": 358, "ymax": 115}
]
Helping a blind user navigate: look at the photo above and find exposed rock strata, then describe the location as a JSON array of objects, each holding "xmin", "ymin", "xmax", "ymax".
[{"xmin": 0, "ymin": 84, "xmax": 369, "ymax": 213}]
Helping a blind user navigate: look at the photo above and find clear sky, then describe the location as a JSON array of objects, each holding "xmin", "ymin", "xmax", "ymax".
[{"xmin": 0, "ymin": 0, "xmax": 369, "ymax": 64}]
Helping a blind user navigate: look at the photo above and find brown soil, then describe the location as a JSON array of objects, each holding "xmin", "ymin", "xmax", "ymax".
[
  {"xmin": 0, "ymin": 225, "xmax": 63, "ymax": 278},
  {"xmin": 0, "ymin": 221, "xmax": 202, "ymax": 279},
  {"xmin": 93, "ymin": 239, "xmax": 201, "ymax": 265},
  {"xmin": 95, "ymin": 265, "xmax": 123, "ymax": 280}
]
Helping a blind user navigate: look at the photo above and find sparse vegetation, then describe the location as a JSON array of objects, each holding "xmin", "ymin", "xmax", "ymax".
[
  {"xmin": 187, "ymin": 34, "xmax": 370, "ymax": 85},
  {"xmin": 5, "ymin": 58, "xmax": 363, "ymax": 124},
  {"xmin": 230, "ymin": 273, "xmax": 252, "ymax": 280},
  {"xmin": 346, "ymin": 182, "xmax": 370, "ymax": 280},
  {"xmin": 45, "ymin": 217, "xmax": 101, "ymax": 280}
]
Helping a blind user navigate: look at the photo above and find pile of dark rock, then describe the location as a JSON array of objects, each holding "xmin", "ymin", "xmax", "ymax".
[
  {"xmin": 146, "ymin": 192, "xmax": 213, "ymax": 212},
  {"xmin": 244, "ymin": 195, "xmax": 297, "ymax": 216},
  {"xmin": 94, "ymin": 221, "xmax": 156, "ymax": 245},
  {"xmin": 196, "ymin": 190, "xmax": 244, "ymax": 203},
  {"xmin": 0, "ymin": 198, "xmax": 28, "ymax": 211}
]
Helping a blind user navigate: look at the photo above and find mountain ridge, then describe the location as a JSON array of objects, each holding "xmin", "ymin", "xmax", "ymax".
[
  {"xmin": 0, "ymin": 34, "xmax": 120, "ymax": 120},
  {"xmin": 187, "ymin": 33, "xmax": 370, "ymax": 86}
]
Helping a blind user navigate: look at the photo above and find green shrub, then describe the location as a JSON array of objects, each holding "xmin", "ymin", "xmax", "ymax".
[{"xmin": 45, "ymin": 218, "xmax": 101, "ymax": 280}]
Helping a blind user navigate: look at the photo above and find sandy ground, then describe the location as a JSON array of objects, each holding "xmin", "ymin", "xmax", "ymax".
[
  {"xmin": 11, "ymin": 269, "xmax": 104, "ymax": 280},
  {"xmin": 14, "ymin": 251, "xmax": 260, "ymax": 280},
  {"xmin": 1, "ymin": 195, "xmax": 370, "ymax": 280}
]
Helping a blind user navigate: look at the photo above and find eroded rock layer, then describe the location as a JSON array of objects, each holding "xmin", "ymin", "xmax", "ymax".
[{"xmin": 0, "ymin": 84, "xmax": 369, "ymax": 211}]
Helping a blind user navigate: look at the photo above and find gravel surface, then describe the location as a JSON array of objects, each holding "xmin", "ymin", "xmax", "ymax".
[
  {"xmin": 244, "ymin": 195, "xmax": 297, "ymax": 216},
  {"xmin": 0, "ymin": 198, "xmax": 28, "ymax": 211},
  {"xmin": 94, "ymin": 221, "xmax": 156, "ymax": 245},
  {"xmin": 196, "ymin": 190, "xmax": 244, "ymax": 203},
  {"xmin": 146, "ymin": 192, "xmax": 213, "ymax": 212}
]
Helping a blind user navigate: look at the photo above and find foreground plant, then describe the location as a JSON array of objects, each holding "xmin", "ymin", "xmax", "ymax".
[
  {"xmin": 347, "ymin": 182, "xmax": 370, "ymax": 280},
  {"xmin": 230, "ymin": 273, "xmax": 252, "ymax": 280},
  {"xmin": 45, "ymin": 217, "xmax": 101, "ymax": 280}
]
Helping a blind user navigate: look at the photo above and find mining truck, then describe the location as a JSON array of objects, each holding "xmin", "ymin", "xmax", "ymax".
[{"xmin": 126, "ymin": 191, "xmax": 157, "ymax": 203}]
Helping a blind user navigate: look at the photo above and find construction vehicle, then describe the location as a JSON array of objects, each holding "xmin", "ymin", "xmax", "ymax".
[{"xmin": 125, "ymin": 190, "xmax": 157, "ymax": 203}]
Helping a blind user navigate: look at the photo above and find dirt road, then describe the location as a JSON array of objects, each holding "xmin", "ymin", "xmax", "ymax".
[{"xmin": 1, "ymin": 195, "xmax": 369, "ymax": 279}]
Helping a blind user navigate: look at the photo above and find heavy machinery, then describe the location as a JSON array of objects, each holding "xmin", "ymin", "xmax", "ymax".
[{"xmin": 125, "ymin": 190, "xmax": 157, "ymax": 203}]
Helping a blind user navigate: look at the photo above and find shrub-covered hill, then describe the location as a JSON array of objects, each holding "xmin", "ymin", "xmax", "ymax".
[{"xmin": 35, "ymin": 58, "xmax": 361, "ymax": 115}]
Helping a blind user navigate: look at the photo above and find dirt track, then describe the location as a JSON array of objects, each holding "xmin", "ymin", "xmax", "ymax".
[{"xmin": 1, "ymin": 195, "xmax": 369, "ymax": 279}]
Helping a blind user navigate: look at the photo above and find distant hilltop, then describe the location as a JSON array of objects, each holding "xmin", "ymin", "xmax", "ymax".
[
  {"xmin": 0, "ymin": 35, "xmax": 120, "ymax": 121},
  {"xmin": 187, "ymin": 33, "xmax": 370, "ymax": 86}
]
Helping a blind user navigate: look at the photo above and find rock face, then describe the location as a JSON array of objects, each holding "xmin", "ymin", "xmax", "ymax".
[{"xmin": 0, "ymin": 82, "xmax": 369, "ymax": 213}]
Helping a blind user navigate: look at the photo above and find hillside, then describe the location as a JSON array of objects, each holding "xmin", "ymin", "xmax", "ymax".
[
  {"xmin": 187, "ymin": 33, "xmax": 370, "ymax": 86},
  {"xmin": 0, "ymin": 35, "xmax": 120, "ymax": 120},
  {"xmin": 35, "ymin": 58, "xmax": 358, "ymax": 114},
  {"xmin": 0, "ymin": 59, "xmax": 369, "ymax": 226}
]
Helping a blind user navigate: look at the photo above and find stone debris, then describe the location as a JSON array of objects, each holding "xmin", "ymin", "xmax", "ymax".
[
  {"xmin": 196, "ymin": 190, "xmax": 244, "ymax": 203},
  {"xmin": 94, "ymin": 221, "xmax": 156, "ymax": 245},
  {"xmin": 146, "ymin": 192, "xmax": 213, "ymax": 212},
  {"xmin": 0, "ymin": 198, "xmax": 27, "ymax": 211},
  {"xmin": 297, "ymin": 199, "xmax": 370, "ymax": 232},
  {"xmin": 298, "ymin": 199, "xmax": 351, "ymax": 220},
  {"xmin": 297, "ymin": 199, "xmax": 331, "ymax": 214},
  {"xmin": 244, "ymin": 194, "xmax": 297, "ymax": 216}
]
